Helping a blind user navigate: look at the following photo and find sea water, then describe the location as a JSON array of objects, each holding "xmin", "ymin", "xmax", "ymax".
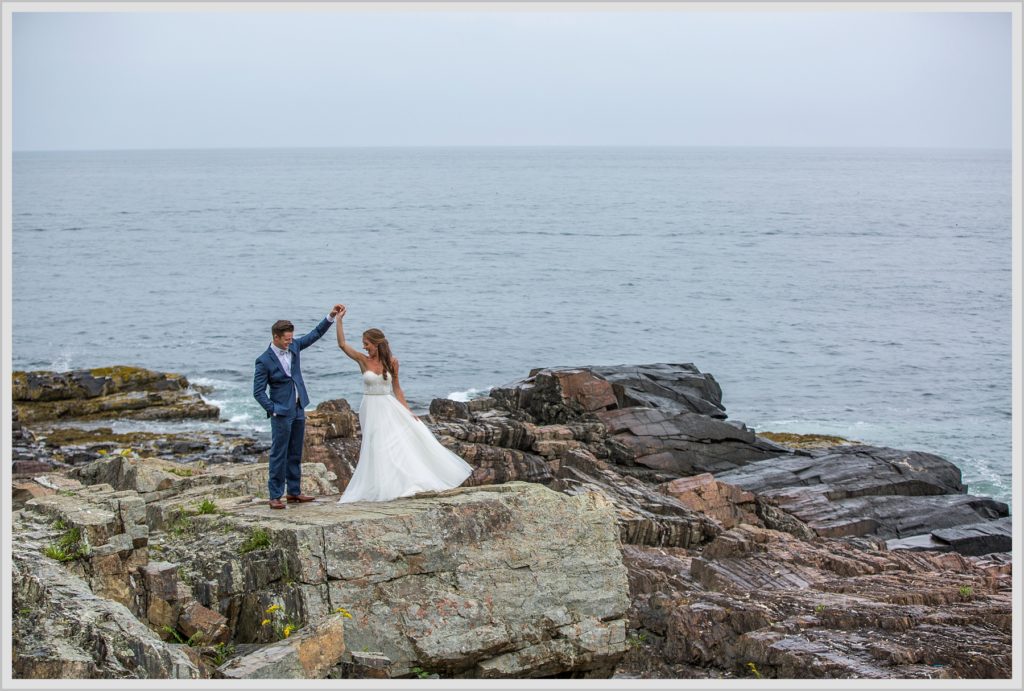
[{"xmin": 12, "ymin": 146, "xmax": 1012, "ymax": 504}]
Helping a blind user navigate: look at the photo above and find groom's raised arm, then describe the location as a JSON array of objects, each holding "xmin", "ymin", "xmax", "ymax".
[{"xmin": 295, "ymin": 306, "xmax": 340, "ymax": 350}]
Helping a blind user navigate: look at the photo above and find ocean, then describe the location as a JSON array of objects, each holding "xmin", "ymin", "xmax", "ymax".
[{"xmin": 11, "ymin": 146, "xmax": 1013, "ymax": 505}]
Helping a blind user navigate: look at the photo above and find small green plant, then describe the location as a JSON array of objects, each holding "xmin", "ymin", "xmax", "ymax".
[
  {"xmin": 626, "ymin": 632, "xmax": 648, "ymax": 649},
  {"xmin": 168, "ymin": 467, "xmax": 193, "ymax": 477},
  {"xmin": 814, "ymin": 604, "xmax": 827, "ymax": 615},
  {"xmin": 410, "ymin": 666, "xmax": 431, "ymax": 679},
  {"xmin": 169, "ymin": 511, "xmax": 196, "ymax": 538},
  {"xmin": 43, "ymin": 544, "xmax": 72, "ymax": 561},
  {"xmin": 240, "ymin": 528, "xmax": 271, "ymax": 554},
  {"xmin": 197, "ymin": 499, "xmax": 218, "ymax": 515},
  {"xmin": 57, "ymin": 527, "xmax": 81, "ymax": 549},
  {"xmin": 57, "ymin": 489, "xmax": 77, "ymax": 497},
  {"xmin": 210, "ymin": 641, "xmax": 235, "ymax": 666},
  {"xmin": 42, "ymin": 527, "xmax": 90, "ymax": 562},
  {"xmin": 51, "ymin": 518, "xmax": 68, "ymax": 531},
  {"xmin": 162, "ymin": 626, "xmax": 204, "ymax": 647},
  {"xmin": 746, "ymin": 661, "xmax": 762, "ymax": 679},
  {"xmin": 959, "ymin": 585, "xmax": 974, "ymax": 601}
]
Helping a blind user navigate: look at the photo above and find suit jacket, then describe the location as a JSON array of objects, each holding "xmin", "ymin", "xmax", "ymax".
[{"xmin": 253, "ymin": 317, "xmax": 332, "ymax": 417}]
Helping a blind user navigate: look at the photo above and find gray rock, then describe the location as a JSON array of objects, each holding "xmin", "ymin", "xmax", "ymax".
[
  {"xmin": 715, "ymin": 445, "xmax": 1008, "ymax": 541},
  {"xmin": 596, "ymin": 407, "xmax": 788, "ymax": 476},
  {"xmin": 165, "ymin": 482, "xmax": 630, "ymax": 678},
  {"xmin": 888, "ymin": 516, "xmax": 1013, "ymax": 556},
  {"xmin": 12, "ymin": 521, "xmax": 202, "ymax": 679},
  {"xmin": 429, "ymin": 398, "xmax": 470, "ymax": 420},
  {"xmin": 586, "ymin": 363, "xmax": 727, "ymax": 418},
  {"xmin": 552, "ymin": 449, "xmax": 722, "ymax": 548}
]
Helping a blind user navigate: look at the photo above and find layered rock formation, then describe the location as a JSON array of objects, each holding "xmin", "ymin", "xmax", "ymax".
[
  {"xmin": 13, "ymin": 479, "xmax": 629, "ymax": 679},
  {"xmin": 13, "ymin": 366, "xmax": 219, "ymax": 424},
  {"xmin": 9, "ymin": 362, "xmax": 1013, "ymax": 680}
]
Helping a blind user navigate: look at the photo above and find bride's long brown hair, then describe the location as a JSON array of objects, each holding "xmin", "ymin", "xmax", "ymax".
[{"xmin": 363, "ymin": 328, "xmax": 396, "ymax": 381}]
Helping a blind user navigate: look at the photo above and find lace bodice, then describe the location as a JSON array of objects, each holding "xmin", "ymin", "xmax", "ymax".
[{"xmin": 362, "ymin": 369, "xmax": 393, "ymax": 396}]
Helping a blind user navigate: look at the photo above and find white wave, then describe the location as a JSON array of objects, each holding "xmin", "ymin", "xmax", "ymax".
[
  {"xmin": 200, "ymin": 396, "xmax": 227, "ymax": 410},
  {"xmin": 446, "ymin": 387, "xmax": 490, "ymax": 402},
  {"xmin": 190, "ymin": 377, "xmax": 228, "ymax": 388},
  {"xmin": 49, "ymin": 352, "xmax": 73, "ymax": 373}
]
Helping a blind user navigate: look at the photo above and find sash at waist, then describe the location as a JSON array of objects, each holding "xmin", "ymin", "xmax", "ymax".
[{"xmin": 362, "ymin": 392, "xmax": 390, "ymax": 396}]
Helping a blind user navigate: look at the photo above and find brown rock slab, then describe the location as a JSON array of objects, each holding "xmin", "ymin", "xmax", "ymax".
[
  {"xmin": 219, "ymin": 615, "xmax": 346, "ymax": 679},
  {"xmin": 178, "ymin": 600, "xmax": 229, "ymax": 645},
  {"xmin": 658, "ymin": 473, "xmax": 760, "ymax": 530}
]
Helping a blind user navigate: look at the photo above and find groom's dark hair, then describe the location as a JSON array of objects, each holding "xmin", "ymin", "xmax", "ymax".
[{"xmin": 271, "ymin": 320, "xmax": 294, "ymax": 337}]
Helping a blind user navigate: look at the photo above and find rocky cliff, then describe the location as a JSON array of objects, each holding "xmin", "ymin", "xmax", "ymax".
[{"xmin": 10, "ymin": 363, "xmax": 1013, "ymax": 680}]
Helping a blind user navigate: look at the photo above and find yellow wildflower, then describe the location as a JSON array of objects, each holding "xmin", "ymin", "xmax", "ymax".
[
  {"xmin": 333, "ymin": 607, "xmax": 353, "ymax": 619},
  {"xmin": 283, "ymin": 624, "xmax": 295, "ymax": 638},
  {"xmin": 265, "ymin": 604, "xmax": 282, "ymax": 614},
  {"xmin": 260, "ymin": 618, "xmax": 271, "ymax": 627},
  {"xmin": 97, "ymin": 449, "xmax": 108, "ymax": 455}
]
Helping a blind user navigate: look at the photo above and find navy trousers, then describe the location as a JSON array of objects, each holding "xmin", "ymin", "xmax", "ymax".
[{"xmin": 268, "ymin": 399, "xmax": 305, "ymax": 499}]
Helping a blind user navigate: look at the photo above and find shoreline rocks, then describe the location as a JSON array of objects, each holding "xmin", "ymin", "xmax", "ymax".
[
  {"xmin": 9, "ymin": 362, "xmax": 1013, "ymax": 680},
  {"xmin": 14, "ymin": 366, "xmax": 219, "ymax": 424}
]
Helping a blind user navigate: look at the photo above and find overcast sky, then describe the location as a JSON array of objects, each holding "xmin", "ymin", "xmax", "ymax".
[{"xmin": 12, "ymin": 9, "xmax": 1012, "ymax": 150}]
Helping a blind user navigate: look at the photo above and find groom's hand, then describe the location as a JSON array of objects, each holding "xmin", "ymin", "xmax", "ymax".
[
  {"xmin": 334, "ymin": 304, "xmax": 346, "ymax": 319},
  {"xmin": 330, "ymin": 304, "xmax": 342, "ymax": 319}
]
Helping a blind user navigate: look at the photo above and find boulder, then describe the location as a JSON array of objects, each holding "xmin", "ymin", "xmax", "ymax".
[
  {"xmin": 177, "ymin": 601, "xmax": 230, "ymax": 645},
  {"xmin": 219, "ymin": 615, "xmax": 345, "ymax": 679},
  {"xmin": 11, "ymin": 516, "xmax": 202, "ymax": 679},
  {"xmin": 161, "ymin": 482, "xmax": 630, "ymax": 678},
  {"xmin": 13, "ymin": 366, "xmax": 219, "ymax": 423},
  {"xmin": 585, "ymin": 363, "xmax": 727, "ymax": 418},
  {"xmin": 715, "ymin": 446, "xmax": 1009, "ymax": 543},
  {"xmin": 300, "ymin": 399, "xmax": 362, "ymax": 490},
  {"xmin": 657, "ymin": 474, "xmax": 760, "ymax": 530},
  {"xmin": 490, "ymin": 368, "xmax": 618, "ymax": 423},
  {"xmin": 596, "ymin": 407, "xmax": 788, "ymax": 476},
  {"xmin": 491, "ymin": 363, "xmax": 728, "ymax": 423},
  {"xmin": 12, "ymin": 480, "xmax": 55, "ymax": 509},
  {"xmin": 552, "ymin": 449, "xmax": 722, "ymax": 548},
  {"xmin": 887, "ymin": 516, "xmax": 1013, "ymax": 557},
  {"xmin": 429, "ymin": 398, "xmax": 470, "ymax": 420}
]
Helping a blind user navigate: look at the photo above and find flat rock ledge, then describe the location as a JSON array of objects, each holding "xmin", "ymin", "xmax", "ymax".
[
  {"xmin": 13, "ymin": 366, "xmax": 219, "ymax": 424},
  {"xmin": 13, "ymin": 481, "xmax": 630, "ymax": 680},
  {"xmin": 165, "ymin": 482, "xmax": 630, "ymax": 679}
]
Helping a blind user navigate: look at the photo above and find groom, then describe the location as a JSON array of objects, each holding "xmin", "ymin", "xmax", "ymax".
[{"xmin": 253, "ymin": 306, "xmax": 339, "ymax": 509}]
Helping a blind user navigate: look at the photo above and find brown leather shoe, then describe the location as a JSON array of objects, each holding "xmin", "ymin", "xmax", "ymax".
[
  {"xmin": 269, "ymin": 498, "xmax": 286, "ymax": 509},
  {"xmin": 286, "ymin": 494, "xmax": 316, "ymax": 503}
]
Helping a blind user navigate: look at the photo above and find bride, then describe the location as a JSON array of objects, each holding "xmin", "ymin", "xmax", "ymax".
[{"xmin": 332, "ymin": 304, "xmax": 473, "ymax": 503}]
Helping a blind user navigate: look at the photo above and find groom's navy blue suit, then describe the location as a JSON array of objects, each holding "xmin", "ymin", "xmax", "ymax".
[{"xmin": 253, "ymin": 317, "xmax": 333, "ymax": 500}]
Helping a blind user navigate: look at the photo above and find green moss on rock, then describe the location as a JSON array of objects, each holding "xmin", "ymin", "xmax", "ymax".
[{"xmin": 758, "ymin": 431, "xmax": 855, "ymax": 450}]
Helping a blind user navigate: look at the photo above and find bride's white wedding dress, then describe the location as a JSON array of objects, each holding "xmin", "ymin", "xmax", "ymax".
[{"xmin": 337, "ymin": 369, "xmax": 473, "ymax": 503}]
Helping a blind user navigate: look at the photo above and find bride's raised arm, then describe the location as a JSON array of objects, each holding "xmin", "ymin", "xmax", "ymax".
[{"xmin": 334, "ymin": 304, "xmax": 369, "ymax": 369}]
